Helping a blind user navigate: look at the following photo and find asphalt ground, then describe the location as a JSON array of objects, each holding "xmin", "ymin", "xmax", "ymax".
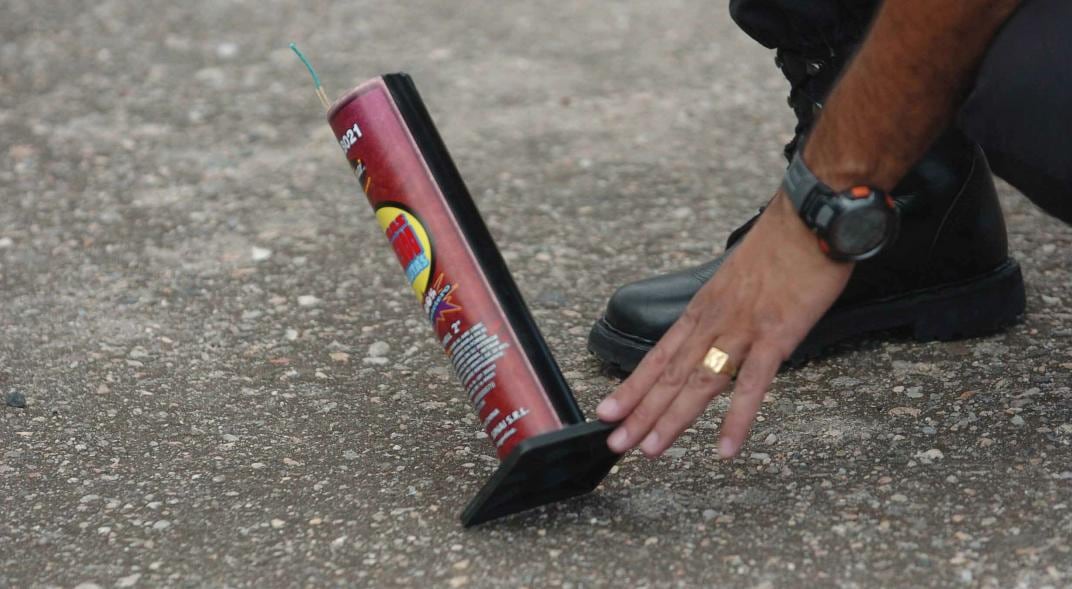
[{"xmin": 2, "ymin": 1, "xmax": 1071, "ymax": 587}]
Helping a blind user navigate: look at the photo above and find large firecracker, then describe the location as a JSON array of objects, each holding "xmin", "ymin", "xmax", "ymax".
[{"xmin": 319, "ymin": 71, "xmax": 619, "ymax": 526}]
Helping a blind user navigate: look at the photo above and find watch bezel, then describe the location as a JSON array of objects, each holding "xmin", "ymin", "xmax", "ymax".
[
  {"xmin": 805, "ymin": 186, "xmax": 899, "ymax": 262},
  {"xmin": 783, "ymin": 151, "xmax": 900, "ymax": 262}
]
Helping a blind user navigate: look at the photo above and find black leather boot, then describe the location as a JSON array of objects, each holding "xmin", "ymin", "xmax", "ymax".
[{"xmin": 589, "ymin": 49, "xmax": 1026, "ymax": 373}]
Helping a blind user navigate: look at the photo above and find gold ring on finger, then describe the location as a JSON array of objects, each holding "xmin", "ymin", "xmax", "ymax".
[{"xmin": 701, "ymin": 346, "xmax": 738, "ymax": 378}]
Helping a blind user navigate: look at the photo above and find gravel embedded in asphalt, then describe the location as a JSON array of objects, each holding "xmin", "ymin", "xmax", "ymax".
[
  {"xmin": 1, "ymin": 1, "xmax": 1070, "ymax": 587},
  {"xmin": 5, "ymin": 390, "xmax": 26, "ymax": 409}
]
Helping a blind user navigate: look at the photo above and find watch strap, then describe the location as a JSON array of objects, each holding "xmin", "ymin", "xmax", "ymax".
[{"xmin": 781, "ymin": 150, "xmax": 824, "ymax": 213}]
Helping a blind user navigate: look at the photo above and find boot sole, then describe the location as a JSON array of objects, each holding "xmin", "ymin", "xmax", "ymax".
[{"xmin": 588, "ymin": 258, "xmax": 1026, "ymax": 375}]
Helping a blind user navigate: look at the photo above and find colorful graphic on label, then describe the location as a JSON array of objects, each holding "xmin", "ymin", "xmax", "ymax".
[
  {"xmin": 330, "ymin": 82, "xmax": 567, "ymax": 459},
  {"xmin": 375, "ymin": 205, "xmax": 433, "ymax": 299},
  {"xmin": 351, "ymin": 158, "xmax": 371, "ymax": 194},
  {"xmin": 424, "ymin": 273, "xmax": 462, "ymax": 326},
  {"xmin": 388, "ymin": 214, "xmax": 428, "ymax": 282}
]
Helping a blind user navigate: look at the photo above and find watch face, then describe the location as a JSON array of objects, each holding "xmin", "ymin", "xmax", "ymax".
[{"xmin": 828, "ymin": 206, "xmax": 889, "ymax": 256}]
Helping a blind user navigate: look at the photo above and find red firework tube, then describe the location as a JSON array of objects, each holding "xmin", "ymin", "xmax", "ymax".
[{"xmin": 325, "ymin": 74, "xmax": 619, "ymax": 526}]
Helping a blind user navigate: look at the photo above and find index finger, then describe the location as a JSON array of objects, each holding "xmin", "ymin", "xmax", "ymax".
[{"xmin": 595, "ymin": 305, "xmax": 700, "ymax": 422}]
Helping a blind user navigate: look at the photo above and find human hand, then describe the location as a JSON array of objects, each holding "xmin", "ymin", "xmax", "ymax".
[{"xmin": 596, "ymin": 192, "xmax": 854, "ymax": 458}]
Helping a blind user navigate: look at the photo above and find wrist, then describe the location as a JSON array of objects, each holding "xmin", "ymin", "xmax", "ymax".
[
  {"xmin": 801, "ymin": 131, "xmax": 896, "ymax": 193},
  {"xmin": 780, "ymin": 148, "xmax": 899, "ymax": 262},
  {"xmin": 769, "ymin": 191, "xmax": 856, "ymax": 267}
]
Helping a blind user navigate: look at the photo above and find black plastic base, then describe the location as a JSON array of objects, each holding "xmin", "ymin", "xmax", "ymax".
[{"xmin": 461, "ymin": 420, "xmax": 620, "ymax": 527}]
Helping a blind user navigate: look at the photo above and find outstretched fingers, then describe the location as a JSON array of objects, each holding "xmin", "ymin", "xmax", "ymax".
[
  {"xmin": 638, "ymin": 337, "xmax": 749, "ymax": 457},
  {"xmin": 600, "ymin": 306, "xmax": 727, "ymax": 454},
  {"xmin": 596, "ymin": 304, "xmax": 702, "ymax": 425}
]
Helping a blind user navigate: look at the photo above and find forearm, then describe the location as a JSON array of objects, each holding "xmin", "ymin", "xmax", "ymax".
[{"xmin": 804, "ymin": 0, "xmax": 1021, "ymax": 191}]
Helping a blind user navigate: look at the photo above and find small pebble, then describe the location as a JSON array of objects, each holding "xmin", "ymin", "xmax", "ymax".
[
  {"xmin": 298, "ymin": 295, "xmax": 321, "ymax": 307},
  {"xmin": 663, "ymin": 447, "xmax": 687, "ymax": 459},
  {"xmin": 5, "ymin": 390, "xmax": 26, "ymax": 408},
  {"xmin": 116, "ymin": 573, "xmax": 141, "ymax": 588},
  {"xmin": 217, "ymin": 42, "xmax": 239, "ymax": 59},
  {"xmin": 251, "ymin": 246, "xmax": 272, "ymax": 261},
  {"xmin": 368, "ymin": 341, "xmax": 390, "ymax": 357},
  {"xmin": 916, "ymin": 448, "xmax": 944, "ymax": 462}
]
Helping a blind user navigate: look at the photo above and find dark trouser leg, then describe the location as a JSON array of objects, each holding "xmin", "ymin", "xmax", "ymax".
[
  {"xmin": 733, "ymin": 0, "xmax": 1072, "ymax": 224},
  {"xmin": 957, "ymin": 0, "xmax": 1072, "ymax": 224},
  {"xmin": 729, "ymin": 0, "xmax": 880, "ymax": 54}
]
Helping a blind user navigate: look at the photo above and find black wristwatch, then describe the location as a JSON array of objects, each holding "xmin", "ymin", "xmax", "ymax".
[{"xmin": 781, "ymin": 150, "xmax": 899, "ymax": 262}]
